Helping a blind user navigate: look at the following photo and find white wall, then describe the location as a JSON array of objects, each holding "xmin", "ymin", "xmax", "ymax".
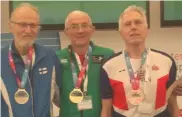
[
  {"xmin": 1, "ymin": 1, "xmax": 10, "ymax": 33},
  {"xmin": 1, "ymin": 0, "xmax": 182, "ymax": 112}
]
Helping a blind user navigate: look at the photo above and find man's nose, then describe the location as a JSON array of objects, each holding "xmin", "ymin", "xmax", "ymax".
[
  {"xmin": 78, "ymin": 26, "xmax": 84, "ymax": 33},
  {"xmin": 131, "ymin": 22, "xmax": 137, "ymax": 31},
  {"xmin": 25, "ymin": 25, "xmax": 31, "ymax": 33}
]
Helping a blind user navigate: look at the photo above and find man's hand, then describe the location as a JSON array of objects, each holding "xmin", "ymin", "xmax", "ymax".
[
  {"xmin": 174, "ymin": 84, "xmax": 182, "ymax": 96},
  {"xmin": 173, "ymin": 76, "xmax": 182, "ymax": 96}
]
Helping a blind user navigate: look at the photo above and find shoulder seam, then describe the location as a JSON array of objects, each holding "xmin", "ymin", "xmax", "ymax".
[
  {"xmin": 102, "ymin": 51, "xmax": 122, "ymax": 66},
  {"xmin": 151, "ymin": 49, "xmax": 175, "ymax": 62}
]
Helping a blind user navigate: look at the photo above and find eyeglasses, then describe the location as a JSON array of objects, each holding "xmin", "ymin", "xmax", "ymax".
[
  {"xmin": 10, "ymin": 21, "xmax": 40, "ymax": 29},
  {"xmin": 123, "ymin": 19, "xmax": 144, "ymax": 27},
  {"xmin": 66, "ymin": 23, "xmax": 92, "ymax": 31}
]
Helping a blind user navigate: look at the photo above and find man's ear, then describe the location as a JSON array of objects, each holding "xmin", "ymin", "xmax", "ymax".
[
  {"xmin": 119, "ymin": 29, "xmax": 123, "ymax": 37},
  {"xmin": 91, "ymin": 25, "xmax": 95, "ymax": 33},
  {"xmin": 146, "ymin": 27, "xmax": 150, "ymax": 35},
  {"xmin": 9, "ymin": 21, "xmax": 13, "ymax": 33},
  {"xmin": 64, "ymin": 29, "xmax": 68, "ymax": 36}
]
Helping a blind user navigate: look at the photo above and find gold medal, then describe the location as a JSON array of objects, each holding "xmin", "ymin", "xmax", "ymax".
[
  {"xmin": 69, "ymin": 88, "xmax": 84, "ymax": 103},
  {"xmin": 14, "ymin": 89, "xmax": 29, "ymax": 104},
  {"xmin": 127, "ymin": 89, "xmax": 145, "ymax": 105}
]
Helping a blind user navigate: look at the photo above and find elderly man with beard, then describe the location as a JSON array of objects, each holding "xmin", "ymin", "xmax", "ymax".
[{"xmin": 1, "ymin": 3, "xmax": 61, "ymax": 117}]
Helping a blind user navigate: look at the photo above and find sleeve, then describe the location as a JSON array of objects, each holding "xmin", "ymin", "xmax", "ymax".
[
  {"xmin": 51, "ymin": 53, "xmax": 62, "ymax": 107},
  {"xmin": 1, "ymin": 96, "xmax": 9, "ymax": 117},
  {"xmin": 105, "ymin": 49, "xmax": 115, "ymax": 60},
  {"xmin": 100, "ymin": 66, "xmax": 113, "ymax": 99},
  {"xmin": 1, "ymin": 77, "xmax": 12, "ymax": 117},
  {"xmin": 167, "ymin": 58, "xmax": 177, "ymax": 89},
  {"xmin": 54, "ymin": 54, "xmax": 63, "ymax": 91}
]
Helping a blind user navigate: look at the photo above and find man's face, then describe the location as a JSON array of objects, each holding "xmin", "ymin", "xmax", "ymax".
[
  {"xmin": 9, "ymin": 7, "xmax": 40, "ymax": 47},
  {"xmin": 64, "ymin": 14, "xmax": 95, "ymax": 47},
  {"xmin": 119, "ymin": 11, "xmax": 148, "ymax": 45}
]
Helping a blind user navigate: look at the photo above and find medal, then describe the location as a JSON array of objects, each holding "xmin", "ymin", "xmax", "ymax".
[
  {"xmin": 68, "ymin": 46, "xmax": 92, "ymax": 104},
  {"xmin": 128, "ymin": 79, "xmax": 145, "ymax": 105},
  {"xmin": 131, "ymin": 78, "xmax": 140, "ymax": 90},
  {"xmin": 14, "ymin": 89, "xmax": 29, "ymax": 104},
  {"xmin": 9, "ymin": 44, "xmax": 33, "ymax": 105},
  {"xmin": 127, "ymin": 89, "xmax": 145, "ymax": 105},
  {"xmin": 124, "ymin": 49, "xmax": 148, "ymax": 106},
  {"xmin": 69, "ymin": 88, "xmax": 84, "ymax": 103}
]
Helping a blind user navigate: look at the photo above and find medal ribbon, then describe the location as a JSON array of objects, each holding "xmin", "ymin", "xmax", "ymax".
[
  {"xmin": 8, "ymin": 44, "xmax": 33, "ymax": 88},
  {"xmin": 69, "ymin": 45, "xmax": 92, "ymax": 88},
  {"xmin": 124, "ymin": 49, "xmax": 147, "ymax": 90}
]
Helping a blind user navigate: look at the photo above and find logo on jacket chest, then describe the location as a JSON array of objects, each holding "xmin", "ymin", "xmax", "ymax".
[
  {"xmin": 39, "ymin": 67, "xmax": 48, "ymax": 75},
  {"xmin": 60, "ymin": 58, "xmax": 68, "ymax": 64},
  {"xmin": 92, "ymin": 55, "xmax": 104, "ymax": 63}
]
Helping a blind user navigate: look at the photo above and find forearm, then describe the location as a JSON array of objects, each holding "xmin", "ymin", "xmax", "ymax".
[
  {"xmin": 168, "ymin": 94, "xmax": 179, "ymax": 117},
  {"xmin": 52, "ymin": 84, "xmax": 60, "ymax": 107},
  {"xmin": 101, "ymin": 109, "xmax": 111, "ymax": 117},
  {"xmin": 101, "ymin": 99, "xmax": 112, "ymax": 117}
]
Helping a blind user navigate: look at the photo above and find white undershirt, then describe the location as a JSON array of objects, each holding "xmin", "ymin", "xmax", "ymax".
[{"xmin": 130, "ymin": 58, "xmax": 142, "ymax": 75}]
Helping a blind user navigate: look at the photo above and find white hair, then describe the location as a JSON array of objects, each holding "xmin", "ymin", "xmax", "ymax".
[
  {"xmin": 118, "ymin": 5, "xmax": 148, "ymax": 30},
  {"xmin": 64, "ymin": 10, "xmax": 92, "ymax": 29},
  {"xmin": 10, "ymin": 3, "xmax": 40, "ymax": 21}
]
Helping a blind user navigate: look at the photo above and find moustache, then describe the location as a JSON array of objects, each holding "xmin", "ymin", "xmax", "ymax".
[{"xmin": 23, "ymin": 35, "xmax": 33, "ymax": 37}]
